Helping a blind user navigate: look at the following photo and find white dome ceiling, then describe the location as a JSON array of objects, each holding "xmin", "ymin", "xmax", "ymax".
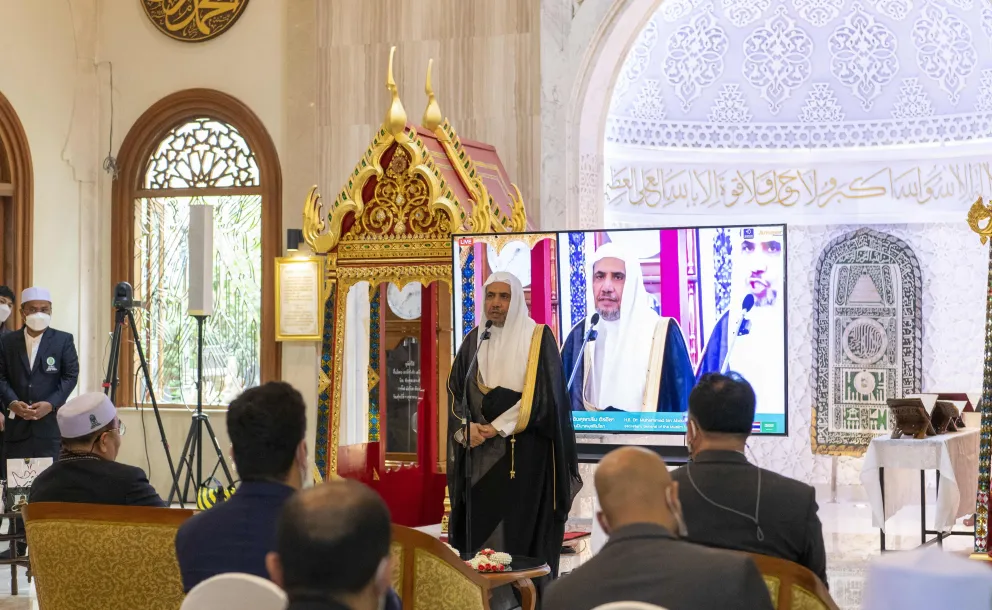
[{"xmin": 607, "ymin": 0, "xmax": 992, "ymax": 149}]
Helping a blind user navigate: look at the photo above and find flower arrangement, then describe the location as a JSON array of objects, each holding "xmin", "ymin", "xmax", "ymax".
[{"xmin": 466, "ymin": 548, "xmax": 512, "ymax": 573}]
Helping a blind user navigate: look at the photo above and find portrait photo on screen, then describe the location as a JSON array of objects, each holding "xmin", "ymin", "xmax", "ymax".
[{"xmin": 558, "ymin": 224, "xmax": 787, "ymax": 435}]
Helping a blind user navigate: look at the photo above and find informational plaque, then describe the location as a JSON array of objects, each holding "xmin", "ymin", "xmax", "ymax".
[{"xmin": 275, "ymin": 257, "xmax": 322, "ymax": 341}]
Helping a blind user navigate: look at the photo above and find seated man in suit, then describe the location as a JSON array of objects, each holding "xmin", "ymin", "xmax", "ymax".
[
  {"xmin": 0, "ymin": 286, "xmax": 79, "ymax": 460},
  {"xmin": 267, "ymin": 481, "xmax": 395, "ymax": 610},
  {"xmin": 174, "ymin": 381, "xmax": 402, "ymax": 609},
  {"xmin": 30, "ymin": 392, "xmax": 164, "ymax": 506},
  {"xmin": 671, "ymin": 373, "xmax": 828, "ymax": 586},
  {"xmin": 545, "ymin": 446, "xmax": 773, "ymax": 610}
]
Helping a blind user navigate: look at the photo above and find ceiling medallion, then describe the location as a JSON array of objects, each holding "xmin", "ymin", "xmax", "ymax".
[{"xmin": 141, "ymin": 0, "xmax": 250, "ymax": 43}]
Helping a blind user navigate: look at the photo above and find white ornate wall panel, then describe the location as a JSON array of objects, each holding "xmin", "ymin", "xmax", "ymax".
[{"xmin": 607, "ymin": 0, "xmax": 992, "ymax": 150}]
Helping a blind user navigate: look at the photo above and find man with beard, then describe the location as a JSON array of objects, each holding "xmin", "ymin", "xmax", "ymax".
[
  {"xmin": 696, "ymin": 226, "xmax": 786, "ymax": 420},
  {"xmin": 562, "ymin": 242, "xmax": 694, "ymax": 413},
  {"xmin": 447, "ymin": 271, "xmax": 581, "ymax": 579}
]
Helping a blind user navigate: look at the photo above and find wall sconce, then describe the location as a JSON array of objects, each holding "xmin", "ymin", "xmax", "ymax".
[{"xmin": 286, "ymin": 229, "xmax": 304, "ymax": 252}]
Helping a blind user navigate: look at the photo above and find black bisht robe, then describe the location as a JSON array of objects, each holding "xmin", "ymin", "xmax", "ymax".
[{"xmin": 447, "ymin": 325, "xmax": 582, "ymax": 578}]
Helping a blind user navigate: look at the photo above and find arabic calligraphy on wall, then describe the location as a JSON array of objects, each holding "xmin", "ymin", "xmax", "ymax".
[
  {"xmin": 142, "ymin": 0, "xmax": 249, "ymax": 43},
  {"xmin": 605, "ymin": 160, "xmax": 992, "ymax": 215}
]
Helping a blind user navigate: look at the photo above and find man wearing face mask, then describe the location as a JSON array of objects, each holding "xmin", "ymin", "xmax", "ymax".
[
  {"xmin": 0, "ymin": 286, "xmax": 16, "ymax": 335},
  {"xmin": 545, "ymin": 446, "xmax": 773, "ymax": 610},
  {"xmin": 0, "ymin": 287, "xmax": 79, "ymax": 460},
  {"xmin": 671, "ymin": 373, "xmax": 827, "ymax": 587},
  {"xmin": 29, "ymin": 392, "xmax": 164, "ymax": 506}
]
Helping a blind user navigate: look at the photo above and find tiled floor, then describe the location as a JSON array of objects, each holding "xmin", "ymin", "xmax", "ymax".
[{"xmin": 0, "ymin": 491, "xmax": 977, "ymax": 610}]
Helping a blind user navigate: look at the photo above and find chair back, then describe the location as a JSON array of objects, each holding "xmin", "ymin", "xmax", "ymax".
[
  {"xmin": 390, "ymin": 525, "xmax": 491, "ymax": 610},
  {"xmin": 180, "ymin": 573, "xmax": 286, "ymax": 610},
  {"xmin": 745, "ymin": 552, "xmax": 839, "ymax": 610},
  {"xmin": 23, "ymin": 502, "xmax": 195, "ymax": 610},
  {"xmin": 593, "ymin": 602, "xmax": 666, "ymax": 610}
]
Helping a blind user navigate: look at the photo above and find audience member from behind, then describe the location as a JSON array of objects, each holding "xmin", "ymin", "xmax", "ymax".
[
  {"xmin": 671, "ymin": 372, "xmax": 828, "ymax": 586},
  {"xmin": 267, "ymin": 480, "xmax": 394, "ymax": 610},
  {"xmin": 544, "ymin": 447, "xmax": 773, "ymax": 610},
  {"xmin": 175, "ymin": 381, "xmax": 309, "ymax": 592},
  {"xmin": 30, "ymin": 392, "xmax": 164, "ymax": 506}
]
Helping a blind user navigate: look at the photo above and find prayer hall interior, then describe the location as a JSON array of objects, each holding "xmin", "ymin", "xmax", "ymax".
[{"xmin": 1, "ymin": 0, "xmax": 992, "ymax": 609}]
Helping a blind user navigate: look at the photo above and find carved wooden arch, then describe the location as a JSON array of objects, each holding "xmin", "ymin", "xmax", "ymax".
[
  {"xmin": 0, "ymin": 90, "xmax": 33, "ymax": 329},
  {"xmin": 110, "ymin": 88, "xmax": 282, "ymax": 405}
]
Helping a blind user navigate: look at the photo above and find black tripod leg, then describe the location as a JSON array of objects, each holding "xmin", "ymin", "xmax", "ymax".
[
  {"xmin": 201, "ymin": 417, "xmax": 234, "ymax": 484},
  {"xmin": 102, "ymin": 310, "xmax": 125, "ymax": 401},
  {"xmin": 126, "ymin": 311, "xmax": 183, "ymax": 508},
  {"xmin": 167, "ymin": 418, "xmax": 197, "ymax": 506},
  {"xmin": 180, "ymin": 421, "xmax": 201, "ymax": 505}
]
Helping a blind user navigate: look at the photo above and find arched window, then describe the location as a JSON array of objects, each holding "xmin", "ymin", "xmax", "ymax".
[
  {"xmin": 0, "ymin": 91, "xmax": 33, "ymax": 324},
  {"xmin": 112, "ymin": 90, "xmax": 281, "ymax": 407}
]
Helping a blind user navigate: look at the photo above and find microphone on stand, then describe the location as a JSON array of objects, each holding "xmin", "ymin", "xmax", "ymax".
[
  {"xmin": 721, "ymin": 295, "xmax": 755, "ymax": 374},
  {"xmin": 459, "ymin": 319, "xmax": 493, "ymax": 560},
  {"xmin": 567, "ymin": 313, "xmax": 601, "ymax": 392}
]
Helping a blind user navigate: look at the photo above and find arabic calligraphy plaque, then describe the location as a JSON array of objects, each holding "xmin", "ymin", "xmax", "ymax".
[
  {"xmin": 812, "ymin": 229, "xmax": 923, "ymax": 455},
  {"xmin": 142, "ymin": 0, "xmax": 250, "ymax": 43}
]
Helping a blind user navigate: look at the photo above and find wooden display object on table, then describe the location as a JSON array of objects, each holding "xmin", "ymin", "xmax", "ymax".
[
  {"xmin": 304, "ymin": 48, "xmax": 532, "ymax": 527},
  {"xmin": 887, "ymin": 398, "xmax": 936, "ymax": 439},
  {"xmin": 930, "ymin": 401, "xmax": 963, "ymax": 433}
]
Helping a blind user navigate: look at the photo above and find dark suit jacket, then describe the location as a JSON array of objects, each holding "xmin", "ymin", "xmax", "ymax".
[
  {"xmin": 29, "ymin": 455, "xmax": 165, "ymax": 507},
  {"xmin": 544, "ymin": 523, "xmax": 773, "ymax": 610},
  {"xmin": 670, "ymin": 450, "xmax": 828, "ymax": 586},
  {"xmin": 0, "ymin": 328, "xmax": 79, "ymax": 448},
  {"xmin": 175, "ymin": 480, "xmax": 401, "ymax": 609}
]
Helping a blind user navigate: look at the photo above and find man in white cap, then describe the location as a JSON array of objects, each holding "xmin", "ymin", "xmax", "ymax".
[
  {"xmin": 0, "ymin": 287, "xmax": 79, "ymax": 460},
  {"xmin": 30, "ymin": 392, "xmax": 164, "ymax": 506}
]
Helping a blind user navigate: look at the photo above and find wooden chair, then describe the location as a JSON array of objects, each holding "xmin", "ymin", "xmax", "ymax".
[
  {"xmin": 23, "ymin": 502, "xmax": 195, "ymax": 610},
  {"xmin": 390, "ymin": 524, "xmax": 492, "ymax": 610},
  {"xmin": 745, "ymin": 552, "xmax": 839, "ymax": 610}
]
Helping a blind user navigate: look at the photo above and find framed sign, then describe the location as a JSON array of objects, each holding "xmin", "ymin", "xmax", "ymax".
[
  {"xmin": 141, "ymin": 0, "xmax": 250, "ymax": 43},
  {"xmin": 275, "ymin": 257, "xmax": 322, "ymax": 342}
]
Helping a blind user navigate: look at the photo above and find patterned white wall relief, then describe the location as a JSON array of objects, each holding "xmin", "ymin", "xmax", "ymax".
[{"xmin": 606, "ymin": 0, "xmax": 992, "ymax": 148}]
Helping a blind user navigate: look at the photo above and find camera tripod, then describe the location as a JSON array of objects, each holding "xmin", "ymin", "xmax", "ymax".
[
  {"xmin": 103, "ymin": 304, "xmax": 182, "ymax": 506},
  {"xmin": 166, "ymin": 315, "xmax": 234, "ymax": 506}
]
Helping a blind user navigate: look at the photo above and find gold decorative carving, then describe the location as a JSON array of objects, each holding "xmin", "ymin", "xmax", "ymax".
[
  {"xmin": 471, "ymin": 233, "xmax": 556, "ymax": 255},
  {"xmin": 303, "ymin": 186, "xmax": 335, "ymax": 254},
  {"xmin": 141, "ymin": 0, "xmax": 249, "ymax": 43},
  {"xmin": 336, "ymin": 265, "xmax": 453, "ymax": 292},
  {"xmin": 510, "ymin": 184, "xmax": 527, "ymax": 232},
  {"xmin": 422, "ymin": 59, "xmax": 443, "ymax": 133},
  {"xmin": 968, "ymin": 197, "xmax": 992, "ymax": 244},
  {"xmin": 385, "ymin": 47, "xmax": 408, "ymax": 142}
]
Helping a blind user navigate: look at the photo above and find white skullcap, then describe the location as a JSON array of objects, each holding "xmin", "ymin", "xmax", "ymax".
[
  {"xmin": 57, "ymin": 393, "xmax": 117, "ymax": 439},
  {"xmin": 21, "ymin": 287, "xmax": 51, "ymax": 303}
]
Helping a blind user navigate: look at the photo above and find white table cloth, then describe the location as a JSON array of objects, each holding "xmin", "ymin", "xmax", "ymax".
[
  {"xmin": 861, "ymin": 548, "xmax": 992, "ymax": 610},
  {"xmin": 860, "ymin": 428, "xmax": 979, "ymax": 532}
]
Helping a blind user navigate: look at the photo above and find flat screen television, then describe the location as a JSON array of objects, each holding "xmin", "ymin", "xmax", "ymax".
[{"xmin": 451, "ymin": 223, "xmax": 788, "ymax": 436}]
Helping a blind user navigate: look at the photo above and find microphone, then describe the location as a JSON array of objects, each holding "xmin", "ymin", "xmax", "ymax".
[
  {"xmin": 567, "ymin": 313, "xmax": 601, "ymax": 392},
  {"xmin": 722, "ymin": 295, "xmax": 756, "ymax": 374},
  {"xmin": 458, "ymin": 318, "xmax": 493, "ymax": 560}
]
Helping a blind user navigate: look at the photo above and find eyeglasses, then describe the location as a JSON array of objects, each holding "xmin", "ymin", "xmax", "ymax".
[{"xmin": 109, "ymin": 421, "xmax": 126, "ymax": 437}]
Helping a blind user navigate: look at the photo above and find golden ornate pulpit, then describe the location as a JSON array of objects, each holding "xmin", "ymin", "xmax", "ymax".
[{"xmin": 303, "ymin": 48, "xmax": 529, "ymax": 526}]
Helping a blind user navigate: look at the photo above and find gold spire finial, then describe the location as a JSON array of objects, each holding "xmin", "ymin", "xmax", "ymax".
[
  {"xmin": 423, "ymin": 59, "xmax": 443, "ymax": 132},
  {"xmin": 385, "ymin": 46, "xmax": 408, "ymax": 140}
]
